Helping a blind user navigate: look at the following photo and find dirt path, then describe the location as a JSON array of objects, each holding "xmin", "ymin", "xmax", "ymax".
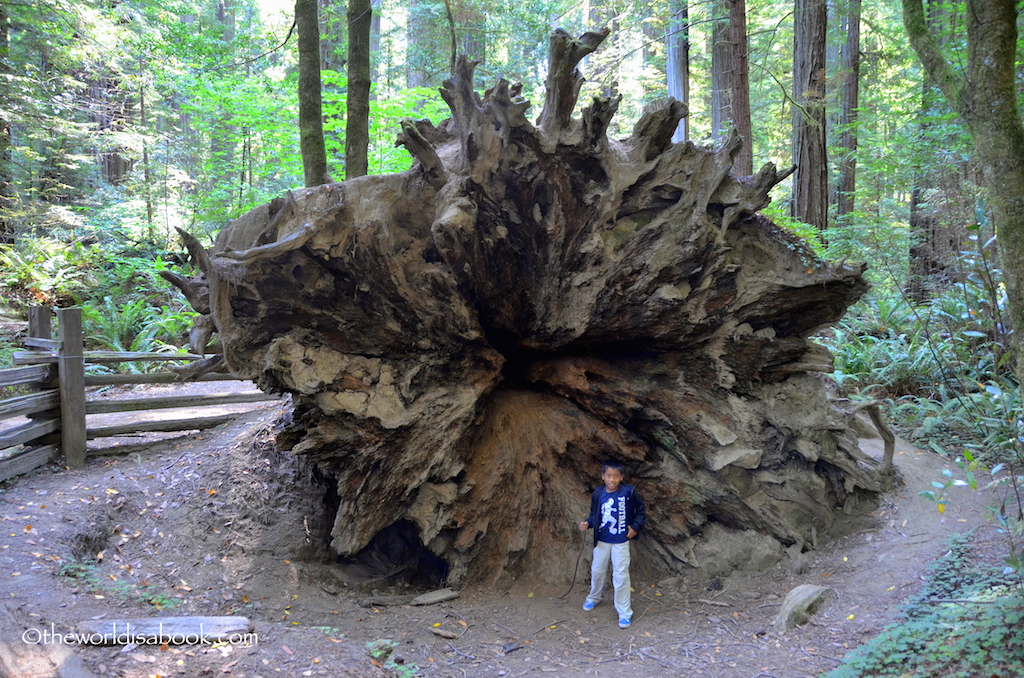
[{"xmin": 0, "ymin": 401, "xmax": 1004, "ymax": 678}]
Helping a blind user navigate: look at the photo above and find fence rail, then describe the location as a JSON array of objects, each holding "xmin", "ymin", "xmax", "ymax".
[{"xmin": 0, "ymin": 306, "xmax": 279, "ymax": 483}]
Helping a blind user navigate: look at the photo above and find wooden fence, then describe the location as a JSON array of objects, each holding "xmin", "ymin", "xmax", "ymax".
[{"xmin": 0, "ymin": 306, "xmax": 279, "ymax": 483}]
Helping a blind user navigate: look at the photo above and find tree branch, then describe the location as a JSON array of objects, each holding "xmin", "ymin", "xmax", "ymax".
[{"xmin": 900, "ymin": 0, "xmax": 968, "ymax": 119}]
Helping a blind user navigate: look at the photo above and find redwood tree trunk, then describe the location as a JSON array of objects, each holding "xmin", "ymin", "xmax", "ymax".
[
  {"xmin": 835, "ymin": 0, "xmax": 860, "ymax": 223},
  {"xmin": 666, "ymin": 0, "xmax": 690, "ymax": 143},
  {"xmin": 296, "ymin": 0, "xmax": 327, "ymax": 187},
  {"xmin": 345, "ymin": 0, "xmax": 371, "ymax": 179},
  {"xmin": 728, "ymin": 0, "xmax": 752, "ymax": 175},
  {"xmin": 710, "ymin": 0, "xmax": 731, "ymax": 143},
  {"xmin": 792, "ymin": 0, "xmax": 828, "ymax": 231},
  {"xmin": 166, "ymin": 30, "xmax": 884, "ymax": 587}
]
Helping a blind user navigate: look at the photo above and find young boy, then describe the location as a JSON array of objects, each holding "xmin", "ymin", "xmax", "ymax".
[{"xmin": 578, "ymin": 459, "xmax": 647, "ymax": 629}]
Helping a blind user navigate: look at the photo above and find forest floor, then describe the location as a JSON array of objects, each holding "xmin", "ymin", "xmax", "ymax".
[{"xmin": 0, "ymin": 382, "xmax": 1009, "ymax": 678}]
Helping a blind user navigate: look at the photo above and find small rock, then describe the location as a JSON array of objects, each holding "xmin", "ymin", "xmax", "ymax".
[{"xmin": 774, "ymin": 584, "xmax": 832, "ymax": 630}]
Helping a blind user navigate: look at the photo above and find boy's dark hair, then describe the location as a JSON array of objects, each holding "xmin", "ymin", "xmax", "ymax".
[{"xmin": 602, "ymin": 459, "xmax": 626, "ymax": 474}]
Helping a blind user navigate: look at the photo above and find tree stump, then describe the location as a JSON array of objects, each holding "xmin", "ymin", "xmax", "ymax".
[{"xmin": 164, "ymin": 29, "xmax": 881, "ymax": 587}]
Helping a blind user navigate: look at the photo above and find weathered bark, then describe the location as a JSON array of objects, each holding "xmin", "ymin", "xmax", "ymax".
[
  {"xmin": 666, "ymin": 0, "xmax": 690, "ymax": 143},
  {"xmin": 792, "ymin": 0, "xmax": 828, "ymax": 231},
  {"xmin": 711, "ymin": 0, "xmax": 751, "ymax": 174},
  {"xmin": 728, "ymin": 0, "xmax": 752, "ymax": 175},
  {"xmin": 835, "ymin": 0, "xmax": 860, "ymax": 223},
  {"xmin": 168, "ymin": 30, "xmax": 882, "ymax": 587},
  {"xmin": 296, "ymin": 0, "xmax": 327, "ymax": 187},
  {"xmin": 710, "ymin": 0, "xmax": 731, "ymax": 143},
  {"xmin": 345, "ymin": 0, "xmax": 371, "ymax": 179}
]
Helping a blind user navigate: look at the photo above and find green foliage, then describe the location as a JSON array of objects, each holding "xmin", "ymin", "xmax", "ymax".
[
  {"xmin": 920, "ymin": 450, "xmax": 1024, "ymax": 581},
  {"xmin": 820, "ymin": 218, "xmax": 1019, "ymax": 463},
  {"xmin": 0, "ymin": 239, "xmax": 91, "ymax": 306},
  {"xmin": 319, "ymin": 72, "xmax": 451, "ymax": 176},
  {"xmin": 365, "ymin": 638, "xmax": 419, "ymax": 678},
  {"xmin": 83, "ymin": 296, "xmax": 157, "ymax": 351},
  {"xmin": 0, "ymin": 337, "xmax": 18, "ymax": 371},
  {"xmin": 822, "ymin": 533, "xmax": 1024, "ymax": 678},
  {"xmin": 58, "ymin": 555, "xmax": 178, "ymax": 610}
]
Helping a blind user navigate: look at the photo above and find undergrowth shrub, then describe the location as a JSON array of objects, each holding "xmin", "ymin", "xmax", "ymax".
[
  {"xmin": 0, "ymin": 238, "xmax": 92, "ymax": 306},
  {"xmin": 822, "ymin": 532, "xmax": 1024, "ymax": 678},
  {"xmin": 818, "ymin": 227, "xmax": 1020, "ymax": 466},
  {"xmin": 0, "ymin": 237, "xmax": 200, "ymax": 372}
]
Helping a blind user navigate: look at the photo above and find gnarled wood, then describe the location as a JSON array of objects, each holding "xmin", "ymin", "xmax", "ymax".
[{"xmin": 166, "ymin": 29, "xmax": 882, "ymax": 587}]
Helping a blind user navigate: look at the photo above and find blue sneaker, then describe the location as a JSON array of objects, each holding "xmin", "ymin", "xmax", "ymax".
[
  {"xmin": 582, "ymin": 600, "xmax": 596, "ymax": 611},
  {"xmin": 618, "ymin": 618, "xmax": 631, "ymax": 629}
]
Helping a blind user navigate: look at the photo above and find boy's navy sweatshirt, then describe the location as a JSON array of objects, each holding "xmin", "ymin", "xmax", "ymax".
[{"xmin": 584, "ymin": 484, "xmax": 647, "ymax": 546}]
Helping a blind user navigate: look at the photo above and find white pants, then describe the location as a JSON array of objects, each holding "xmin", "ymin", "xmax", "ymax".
[{"xmin": 585, "ymin": 540, "xmax": 632, "ymax": 619}]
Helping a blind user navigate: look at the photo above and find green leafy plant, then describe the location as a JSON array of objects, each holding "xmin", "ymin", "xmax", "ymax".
[
  {"xmin": 921, "ymin": 450, "xmax": 1024, "ymax": 585},
  {"xmin": 366, "ymin": 638, "xmax": 419, "ymax": 678},
  {"xmin": 58, "ymin": 555, "xmax": 177, "ymax": 610},
  {"xmin": 82, "ymin": 297, "xmax": 160, "ymax": 352},
  {"xmin": 0, "ymin": 239, "xmax": 90, "ymax": 306},
  {"xmin": 822, "ymin": 532, "xmax": 1024, "ymax": 678}
]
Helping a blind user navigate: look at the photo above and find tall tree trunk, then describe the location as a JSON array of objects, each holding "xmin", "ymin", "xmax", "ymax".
[
  {"xmin": 710, "ymin": 0, "xmax": 751, "ymax": 174},
  {"xmin": 710, "ymin": 0, "xmax": 731, "ymax": 143},
  {"xmin": 791, "ymin": 0, "xmax": 828, "ymax": 231},
  {"xmin": 164, "ymin": 31, "xmax": 883, "ymax": 588},
  {"xmin": 406, "ymin": 0, "xmax": 436, "ymax": 87},
  {"xmin": 297, "ymin": 0, "xmax": 328, "ymax": 187},
  {"xmin": 370, "ymin": 0, "xmax": 381, "ymax": 93},
  {"xmin": 834, "ymin": 0, "xmax": 860, "ymax": 223},
  {"xmin": 728, "ymin": 0, "xmax": 752, "ymax": 175},
  {"xmin": 346, "ymin": 0, "xmax": 371, "ymax": 179},
  {"xmin": 903, "ymin": 0, "xmax": 1024, "ymax": 385},
  {"xmin": 666, "ymin": 0, "xmax": 690, "ymax": 143},
  {"xmin": 89, "ymin": 76, "xmax": 132, "ymax": 185},
  {"xmin": 140, "ymin": 81, "xmax": 154, "ymax": 239},
  {"xmin": 0, "ymin": 2, "xmax": 13, "ymax": 244},
  {"xmin": 456, "ymin": 1, "xmax": 486, "ymax": 66}
]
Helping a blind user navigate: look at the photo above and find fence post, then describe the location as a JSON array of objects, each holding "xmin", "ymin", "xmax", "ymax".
[
  {"xmin": 57, "ymin": 307, "xmax": 86, "ymax": 469},
  {"xmin": 28, "ymin": 306, "xmax": 51, "ymax": 340}
]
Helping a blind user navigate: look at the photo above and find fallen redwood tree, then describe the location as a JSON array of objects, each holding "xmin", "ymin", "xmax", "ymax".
[{"xmin": 164, "ymin": 29, "xmax": 887, "ymax": 587}]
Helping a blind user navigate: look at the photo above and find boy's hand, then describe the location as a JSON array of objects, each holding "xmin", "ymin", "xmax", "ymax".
[
  {"xmin": 579, "ymin": 521, "xmax": 589, "ymax": 531},
  {"xmin": 627, "ymin": 527, "xmax": 637, "ymax": 539}
]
